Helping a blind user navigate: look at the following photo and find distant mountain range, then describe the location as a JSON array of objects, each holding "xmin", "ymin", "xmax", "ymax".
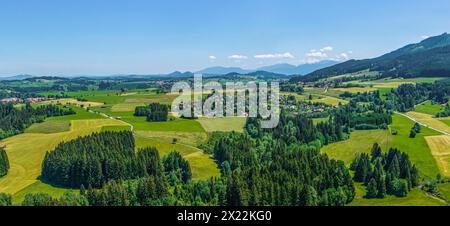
[
  {"xmin": 0, "ymin": 61, "xmax": 338, "ymax": 81},
  {"xmin": 292, "ymin": 33, "xmax": 450, "ymax": 82},
  {"xmin": 0, "ymin": 74, "xmax": 34, "ymax": 81},
  {"xmin": 195, "ymin": 66, "xmax": 252, "ymax": 75},
  {"xmin": 196, "ymin": 60, "xmax": 338, "ymax": 76},
  {"xmin": 257, "ymin": 61, "xmax": 338, "ymax": 75}
]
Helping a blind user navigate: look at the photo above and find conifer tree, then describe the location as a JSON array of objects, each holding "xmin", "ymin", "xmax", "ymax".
[
  {"xmin": 371, "ymin": 143, "xmax": 382, "ymax": 159},
  {"xmin": 0, "ymin": 148, "xmax": 9, "ymax": 177},
  {"xmin": 366, "ymin": 178, "xmax": 378, "ymax": 199}
]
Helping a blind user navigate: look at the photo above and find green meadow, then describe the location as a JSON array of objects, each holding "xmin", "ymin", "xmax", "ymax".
[
  {"xmin": 322, "ymin": 130, "xmax": 390, "ymax": 165},
  {"xmin": 415, "ymin": 101, "xmax": 445, "ymax": 115},
  {"xmin": 25, "ymin": 121, "xmax": 71, "ymax": 134},
  {"xmin": 322, "ymin": 114, "xmax": 441, "ymax": 180}
]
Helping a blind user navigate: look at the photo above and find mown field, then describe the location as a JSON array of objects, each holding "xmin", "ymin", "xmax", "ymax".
[
  {"xmin": 425, "ymin": 135, "xmax": 450, "ymax": 177},
  {"xmin": 39, "ymin": 98, "xmax": 104, "ymax": 108},
  {"xmin": 25, "ymin": 120, "xmax": 71, "ymax": 134},
  {"xmin": 197, "ymin": 117, "xmax": 246, "ymax": 132},
  {"xmin": 406, "ymin": 111, "xmax": 450, "ymax": 134}
]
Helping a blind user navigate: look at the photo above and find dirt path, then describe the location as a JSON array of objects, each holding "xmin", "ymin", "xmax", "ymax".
[{"xmin": 89, "ymin": 109, "xmax": 134, "ymax": 132}]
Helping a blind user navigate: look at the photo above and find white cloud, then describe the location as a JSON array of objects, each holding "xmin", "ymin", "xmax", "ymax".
[
  {"xmin": 302, "ymin": 46, "xmax": 352, "ymax": 64},
  {"xmin": 254, "ymin": 52, "xmax": 295, "ymax": 59},
  {"xmin": 228, "ymin": 54, "xmax": 248, "ymax": 60},
  {"xmin": 306, "ymin": 51, "xmax": 328, "ymax": 58},
  {"xmin": 421, "ymin": 35, "xmax": 430, "ymax": 40},
  {"xmin": 209, "ymin": 55, "xmax": 216, "ymax": 60},
  {"xmin": 338, "ymin": 53, "xmax": 349, "ymax": 60},
  {"xmin": 320, "ymin": 46, "xmax": 334, "ymax": 52}
]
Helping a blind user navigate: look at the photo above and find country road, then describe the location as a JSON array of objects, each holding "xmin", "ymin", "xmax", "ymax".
[
  {"xmin": 88, "ymin": 109, "xmax": 135, "ymax": 132},
  {"xmin": 394, "ymin": 111, "xmax": 450, "ymax": 136}
]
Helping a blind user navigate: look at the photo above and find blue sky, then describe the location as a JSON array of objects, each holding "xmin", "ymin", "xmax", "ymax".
[{"xmin": 0, "ymin": 0, "xmax": 449, "ymax": 76}]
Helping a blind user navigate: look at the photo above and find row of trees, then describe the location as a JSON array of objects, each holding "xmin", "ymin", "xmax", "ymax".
[
  {"xmin": 41, "ymin": 131, "xmax": 162, "ymax": 188},
  {"xmin": 134, "ymin": 103, "xmax": 169, "ymax": 122},
  {"xmin": 351, "ymin": 144, "xmax": 419, "ymax": 198},
  {"xmin": 18, "ymin": 176, "xmax": 226, "ymax": 206},
  {"xmin": 0, "ymin": 103, "xmax": 75, "ymax": 139},
  {"xmin": 409, "ymin": 123, "xmax": 421, "ymax": 138},
  {"xmin": 0, "ymin": 148, "xmax": 9, "ymax": 177}
]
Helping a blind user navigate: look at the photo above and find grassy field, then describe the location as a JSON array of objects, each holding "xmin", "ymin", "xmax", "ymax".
[
  {"xmin": 388, "ymin": 114, "xmax": 441, "ymax": 179},
  {"xmin": 415, "ymin": 101, "xmax": 445, "ymax": 115},
  {"xmin": 344, "ymin": 77, "xmax": 444, "ymax": 89},
  {"xmin": 349, "ymin": 183, "xmax": 446, "ymax": 206},
  {"xmin": 126, "ymin": 116, "xmax": 206, "ymax": 132},
  {"xmin": 441, "ymin": 119, "xmax": 450, "ymax": 127},
  {"xmin": 312, "ymin": 95, "xmax": 348, "ymax": 106},
  {"xmin": 134, "ymin": 130, "xmax": 208, "ymax": 147},
  {"xmin": 40, "ymin": 98, "xmax": 104, "ymax": 108},
  {"xmin": 101, "ymin": 125, "xmax": 132, "ymax": 132},
  {"xmin": 197, "ymin": 117, "xmax": 246, "ymax": 132},
  {"xmin": 437, "ymin": 183, "xmax": 450, "ymax": 202},
  {"xmin": 283, "ymin": 90, "xmax": 349, "ymax": 106},
  {"xmin": 123, "ymin": 93, "xmax": 178, "ymax": 105},
  {"xmin": 325, "ymin": 70, "xmax": 380, "ymax": 82},
  {"xmin": 425, "ymin": 135, "xmax": 450, "ymax": 177},
  {"xmin": 406, "ymin": 111, "xmax": 450, "ymax": 134},
  {"xmin": 303, "ymin": 87, "xmax": 345, "ymax": 98},
  {"xmin": 322, "ymin": 130, "xmax": 390, "ymax": 165},
  {"xmin": 322, "ymin": 114, "xmax": 441, "ymax": 179},
  {"xmin": 134, "ymin": 134, "xmax": 219, "ymax": 180},
  {"xmin": 47, "ymin": 107, "xmax": 104, "ymax": 121},
  {"xmin": 25, "ymin": 121, "xmax": 71, "ymax": 134},
  {"xmin": 111, "ymin": 102, "xmax": 146, "ymax": 112},
  {"xmin": 12, "ymin": 181, "xmax": 76, "ymax": 205},
  {"xmin": 0, "ymin": 119, "xmax": 129, "ymax": 195},
  {"xmin": 332, "ymin": 87, "xmax": 377, "ymax": 93}
]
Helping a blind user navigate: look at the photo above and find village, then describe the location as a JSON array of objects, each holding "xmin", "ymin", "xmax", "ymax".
[{"xmin": 0, "ymin": 97, "xmax": 51, "ymax": 104}]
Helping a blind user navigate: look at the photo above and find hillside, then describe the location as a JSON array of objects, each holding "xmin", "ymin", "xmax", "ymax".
[{"xmin": 292, "ymin": 33, "xmax": 450, "ymax": 82}]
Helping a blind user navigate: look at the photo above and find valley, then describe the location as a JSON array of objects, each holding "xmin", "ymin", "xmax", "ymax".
[{"xmin": 2, "ymin": 34, "xmax": 450, "ymax": 207}]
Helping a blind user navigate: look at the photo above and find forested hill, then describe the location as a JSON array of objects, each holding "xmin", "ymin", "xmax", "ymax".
[{"xmin": 291, "ymin": 33, "xmax": 450, "ymax": 82}]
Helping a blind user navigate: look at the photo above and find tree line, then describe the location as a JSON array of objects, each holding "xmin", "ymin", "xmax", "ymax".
[
  {"xmin": 0, "ymin": 148, "xmax": 9, "ymax": 178},
  {"xmin": 134, "ymin": 103, "xmax": 169, "ymax": 122},
  {"xmin": 41, "ymin": 131, "xmax": 163, "ymax": 188},
  {"xmin": 384, "ymin": 82, "xmax": 450, "ymax": 112},
  {"xmin": 0, "ymin": 103, "xmax": 75, "ymax": 139},
  {"xmin": 351, "ymin": 144, "xmax": 419, "ymax": 198}
]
